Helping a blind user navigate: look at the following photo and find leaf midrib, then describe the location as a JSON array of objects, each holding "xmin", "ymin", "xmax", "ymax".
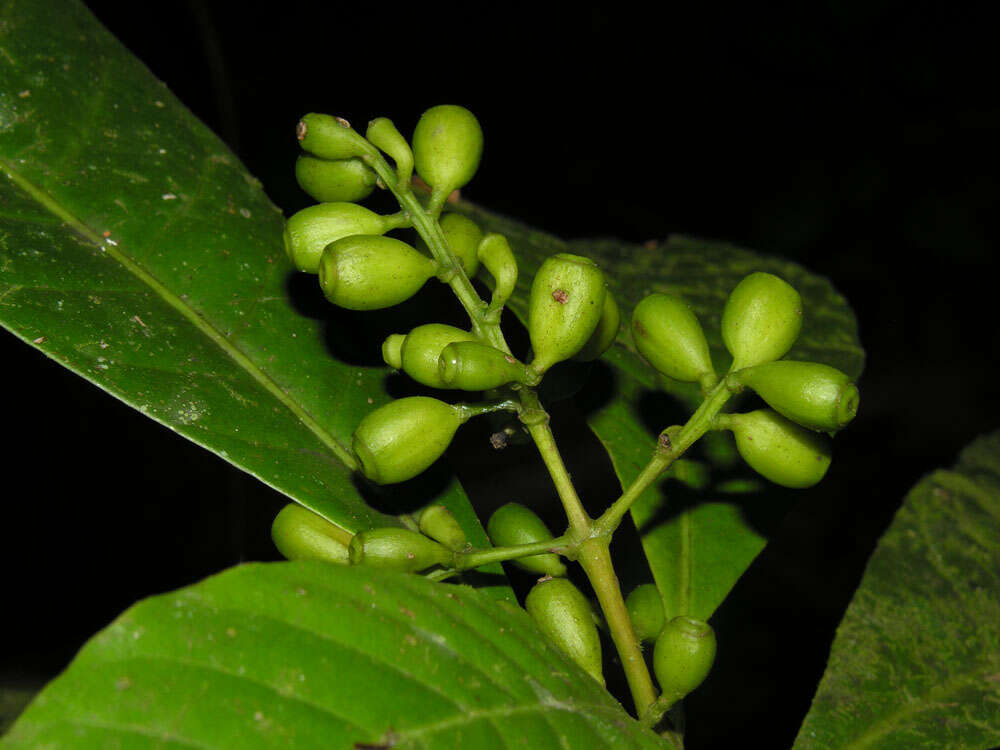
[{"xmin": 0, "ymin": 159, "xmax": 356, "ymax": 472}]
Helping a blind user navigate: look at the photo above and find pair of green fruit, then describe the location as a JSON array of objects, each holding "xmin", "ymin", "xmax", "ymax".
[{"xmin": 632, "ymin": 272, "xmax": 859, "ymax": 488}]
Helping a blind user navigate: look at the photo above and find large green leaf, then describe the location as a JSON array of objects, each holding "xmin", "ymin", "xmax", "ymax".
[
  {"xmin": 0, "ymin": 0, "xmax": 506, "ymax": 572},
  {"xmin": 460, "ymin": 204, "xmax": 865, "ymax": 620},
  {"xmin": 793, "ymin": 431, "xmax": 1000, "ymax": 749},
  {"xmin": 4, "ymin": 562, "xmax": 668, "ymax": 748}
]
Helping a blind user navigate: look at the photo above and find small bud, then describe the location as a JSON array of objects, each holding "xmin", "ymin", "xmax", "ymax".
[
  {"xmin": 477, "ymin": 233, "xmax": 518, "ymax": 315},
  {"xmin": 294, "ymin": 155, "xmax": 376, "ymax": 203},
  {"xmin": 574, "ymin": 291, "xmax": 621, "ymax": 361},
  {"xmin": 412, "ymin": 105, "xmax": 483, "ymax": 197},
  {"xmin": 726, "ymin": 409, "xmax": 832, "ymax": 488},
  {"xmin": 283, "ymin": 202, "xmax": 390, "ymax": 274},
  {"xmin": 439, "ymin": 212, "xmax": 483, "ymax": 278},
  {"xmin": 626, "ymin": 583, "xmax": 666, "ymax": 643},
  {"xmin": 486, "ymin": 502, "xmax": 566, "ymax": 577},
  {"xmin": 417, "ymin": 505, "xmax": 469, "ymax": 552},
  {"xmin": 731, "ymin": 360, "xmax": 859, "ymax": 433},
  {"xmin": 721, "ymin": 272, "xmax": 802, "ymax": 371},
  {"xmin": 352, "ymin": 396, "xmax": 469, "ymax": 484},
  {"xmin": 349, "ymin": 527, "xmax": 452, "ymax": 572},
  {"xmin": 297, "ymin": 113, "xmax": 370, "ymax": 160},
  {"xmin": 319, "ymin": 235, "xmax": 437, "ymax": 310},
  {"xmin": 653, "ymin": 616, "xmax": 717, "ymax": 707},
  {"xmin": 526, "ymin": 578, "xmax": 604, "ymax": 686},
  {"xmin": 383, "ymin": 323, "xmax": 477, "ymax": 388},
  {"xmin": 271, "ymin": 504, "xmax": 351, "ymax": 565},
  {"xmin": 527, "ymin": 254, "xmax": 607, "ymax": 374},
  {"xmin": 631, "ymin": 293, "xmax": 714, "ymax": 383},
  {"xmin": 366, "ymin": 117, "xmax": 414, "ymax": 186},
  {"xmin": 438, "ymin": 341, "xmax": 531, "ymax": 391}
]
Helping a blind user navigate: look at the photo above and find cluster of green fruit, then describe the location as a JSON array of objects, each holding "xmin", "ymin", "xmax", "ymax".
[
  {"xmin": 632, "ymin": 272, "xmax": 859, "ymax": 488},
  {"xmin": 284, "ymin": 105, "xmax": 620, "ymax": 485}
]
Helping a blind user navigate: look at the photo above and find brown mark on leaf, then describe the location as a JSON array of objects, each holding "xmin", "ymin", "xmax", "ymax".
[
  {"xmin": 490, "ymin": 431, "xmax": 508, "ymax": 450},
  {"xmin": 400, "ymin": 607, "xmax": 415, "ymax": 619},
  {"xmin": 295, "ymin": 120, "xmax": 307, "ymax": 141},
  {"xmin": 552, "ymin": 289, "xmax": 569, "ymax": 304}
]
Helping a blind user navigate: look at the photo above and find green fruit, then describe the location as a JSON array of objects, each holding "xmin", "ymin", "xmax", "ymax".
[
  {"xmin": 382, "ymin": 323, "xmax": 477, "ymax": 388},
  {"xmin": 477, "ymin": 233, "xmax": 518, "ymax": 315},
  {"xmin": 349, "ymin": 527, "xmax": 452, "ymax": 572},
  {"xmin": 412, "ymin": 104, "xmax": 483, "ymax": 196},
  {"xmin": 625, "ymin": 583, "xmax": 666, "ymax": 643},
  {"xmin": 631, "ymin": 293, "xmax": 714, "ymax": 383},
  {"xmin": 527, "ymin": 254, "xmax": 607, "ymax": 374},
  {"xmin": 352, "ymin": 396, "xmax": 468, "ymax": 484},
  {"xmin": 296, "ymin": 113, "xmax": 370, "ymax": 160},
  {"xmin": 732, "ymin": 360, "xmax": 859, "ymax": 433},
  {"xmin": 727, "ymin": 409, "xmax": 832, "ymax": 488},
  {"xmin": 721, "ymin": 272, "xmax": 803, "ymax": 370},
  {"xmin": 486, "ymin": 502, "xmax": 566, "ymax": 577},
  {"xmin": 294, "ymin": 155, "xmax": 376, "ymax": 203},
  {"xmin": 653, "ymin": 616, "xmax": 716, "ymax": 706},
  {"xmin": 526, "ymin": 578, "xmax": 604, "ymax": 685},
  {"xmin": 417, "ymin": 505, "xmax": 469, "ymax": 552},
  {"xmin": 438, "ymin": 341, "xmax": 530, "ymax": 391},
  {"xmin": 319, "ymin": 235, "xmax": 437, "ymax": 310},
  {"xmin": 271, "ymin": 504, "xmax": 352, "ymax": 564},
  {"xmin": 284, "ymin": 202, "xmax": 390, "ymax": 274},
  {"xmin": 575, "ymin": 291, "xmax": 621, "ymax": 361},
  {"xmin": 439, "ymin": 212, "xmax": 483, "ymax": 277},
  {"xmin": 365, "ymin": 117, "xmax": 413, "ymax": 185}
]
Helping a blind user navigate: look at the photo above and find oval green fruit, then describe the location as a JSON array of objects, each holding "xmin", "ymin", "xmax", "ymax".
[
  {"xmin": 439, "ymin": 212, "xmax": 483, "ymax": 277},
  {"xmin": 728, "ymin": 409, "xmax": 832, "ymax": 488},
  {"xmin": 352, "ymin": 396, "xmax": 468, "ymax": 484},
  {"xmin": 626, "ymin": 583, "xmax": 666, "ymax": 643},
  {"xmin": 417, "ymin": 505, "xmax": 469, "ymax": 552},
  {"xmin": 653, "ymin": 616, "xmax": 717, "ymax": 707},
  {"xmin": 527, "ymin": 254, "xmax": 607, "ymax": 374},
  {"xmin": 412, "ymin": 104, "xmax": 483, "ymax": 196},
  {"xmin": 271, "ymin": 504, "xmax": 352, "ymax": 565},
  {"xmin": 486, "ymin": 502, "xmax": 566, "ymax": 577},
  {"xmin": 294, "ymin": 155, "xmax": 376, "ymax": 203},
  {"xmin": 721, "ymin": 272, "xmax": 802, "ymax": 370},
  {"xmin": 383, "ymin": 323, "xmax": 477, "ymax": 388},
  {"xmin": 284, "ymin": 202, "xmax": 390, "ymax": 273},
  {"xmin": 438, "ymin": 341, "xmax": 530, "ymax": 391},
  {"xmin": 296, "ymin": 113, "xmax": 371, "ymax": 160},
  {"xmin": 349, "ymin": 527, "xmax": 452, "ymax": 572},
  {"xmin": 732, "ymin": 360, "xmax": 859, "ymax": 433},
  {"xmin": 526, "ymin": 578, "xmax": 604, "ymax": 686},
  {"xmin": 631, "ymin": 293, "xmax": 714, "ymax": 383},
  {"xmin": 575, "ymin": 291, "xmax": 621, "ymax": 361},
  {"xmin": 319, "ymin": 235, "xmax": 437, "ymax": 310}
]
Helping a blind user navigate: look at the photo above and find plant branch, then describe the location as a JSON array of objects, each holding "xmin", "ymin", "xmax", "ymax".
[{"xmin": 454, "ymin": 535, "xmax": 570, "ymax": 570}]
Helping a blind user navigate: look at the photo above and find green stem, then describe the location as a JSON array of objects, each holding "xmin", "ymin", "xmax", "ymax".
[{"xmin": 454, "ymin": 535, "xmax": 569, "ymax": 570}]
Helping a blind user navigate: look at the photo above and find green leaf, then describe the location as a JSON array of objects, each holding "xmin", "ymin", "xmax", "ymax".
[
  {"xmin": 460, "ymin": 205, "xmax": 865, "ymax": 620},
  {"xmin": 0, "ymin": 0, "xmax": 506, "ymax": 580},
  {"xmin": 793, "ymin": 431, "xmax": 1000, "ymax": 749},
  {"xmin": 3, "ymin": 562, "xmax": 668, "ymax": 749}
]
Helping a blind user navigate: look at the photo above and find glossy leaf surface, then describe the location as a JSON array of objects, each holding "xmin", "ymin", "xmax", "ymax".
[
  {"xmin": 461, "ymin": 204, "xmax": 865, "ymax": 620},
  {"xmin": 4, "ymin": 562, "xmax": 668, "ymax": 749},
  {"xmin": 794, "ymin": 430, "xmax": 1000, "ymax": 749}
]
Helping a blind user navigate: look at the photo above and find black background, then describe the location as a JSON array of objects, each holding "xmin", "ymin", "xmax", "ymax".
[{"xmin": 3, "ymin": 1, "xmax": 998, "ymax": 746}]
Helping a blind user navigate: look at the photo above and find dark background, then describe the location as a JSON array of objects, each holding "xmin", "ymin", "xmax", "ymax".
[{"xmin": 3, "ymin": 1, "xmax": 998, "ymax": 746}]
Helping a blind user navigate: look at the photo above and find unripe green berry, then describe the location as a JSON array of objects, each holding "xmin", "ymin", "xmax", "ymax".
[
  {"xmin": 653, "ymin": 616, "xmax": 717, "ymax": 706},
  {"xmin": 271, "ymin": 504, "xmax": 352, "ymax": 565},
  {"xmin": 383, "ymin": 324, "xmax": 477, "ymax": 388},
  {"xmin": 352, "ymin": 396, "xmax": 468, "ymax": 484},
  {"xmin": 417, "ymin": 505, "xmax": 469, "ymax": 552},
  {"xmin": 319, "ymin": 235, "xmax": 437, "ymax": 311},
  {"xmin": 575, "ymin": 291, "xmax": 621, "ymax": 361},
  {"xmin": 284, "ymin": 202, "xmax": 390, "ymax": 274},
  {"xmin": 439, "ymin": 212, "xmax": 483, "ymax": 278},
  {"xmin": 412, "ymin": 105, "xmax": 483, "ymax": 196},
  {"xmin": 721, "ymin": 272, "xmax": 803, "ymax": 371},
  {"xmin": 631, "ymin": 293, "xmax": 714, "ymax": 383},
  {"xmin": 527, "ymin": 254, "xmax": 607, "ymax": 374},
  {"xmin": 486, "ymin": 503, "xmax": 566, "ymax": 577},
  {"xmin": 526, "ymin": 578, "xmax": 604, "ymax": 686},
  {"xmin": 294, "ymin": 155, "xmax": 376, "ymax": 203},
  {"xmin": 366, "ymin": 117, "xmax": 414, "ymax": 185},
  {"xmin": 477, "ymin": 233, "xmax": 518, "ymax": 315},
  {"xmin": 732, "ymin": 360, "xmax": 859, "ymax": 433},
  {"xmin": 297, "ymin": 113, "xmax": 370, "ymax": 160},
  {"xmin": 626, "ymin": 583, "xmax": 666, "ymax": 643},
  {"xmin": 438, "ymin": 341, "xmax": 531, "ymax": 391},
  {"xmin": 348, "ymin": 527, "xmax": 452, "ymax": 572},
  {"xmin": 727, "ymin": 409, "xmax": 832, "ymax": 488}
]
